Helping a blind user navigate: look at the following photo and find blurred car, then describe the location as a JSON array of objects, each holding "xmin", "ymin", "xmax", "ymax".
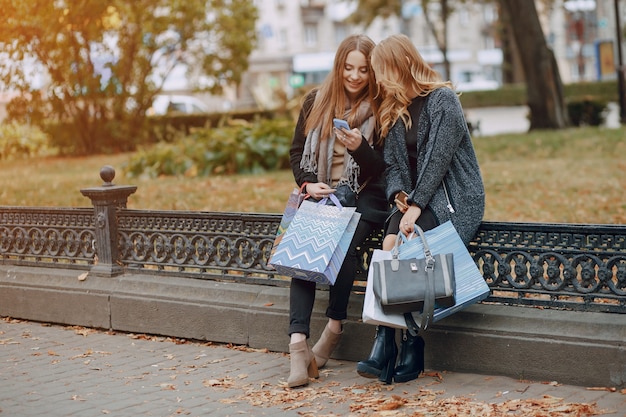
[
  {"xmin": 148, "ymin": 95, "xmax": 210, "ymax": 116},
  {"xmin": 455, "ymin": 77, "xmax": 500, "ymax": 92}
]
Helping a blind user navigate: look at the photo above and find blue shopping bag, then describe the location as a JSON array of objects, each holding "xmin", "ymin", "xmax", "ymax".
[
  {"xmin": 396, "ymin": 221, "xmax": 490, "ymax": 322},
  {"xmin": 269, "ymin": 194, "xmax": 361, "ymax": 285}
]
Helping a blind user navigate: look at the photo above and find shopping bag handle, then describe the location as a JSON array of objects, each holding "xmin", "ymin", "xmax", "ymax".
[{"xmin": 317, "ymin": 193, "xmax": 343, "ymax": 209}]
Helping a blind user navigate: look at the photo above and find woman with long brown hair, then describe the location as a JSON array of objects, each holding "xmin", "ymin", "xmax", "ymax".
[{"xmin": 286, "ymin": 34, "xmax": 388, "ymax": 388}]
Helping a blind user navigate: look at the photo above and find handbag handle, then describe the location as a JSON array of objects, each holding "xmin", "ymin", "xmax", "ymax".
[
  {"xmin": 397, "ymin": 224, "xmax": 437, "ymax": 337},
  {"xmin": 394, "ymin": 225, "xmax": 436, "ymax": 271}
]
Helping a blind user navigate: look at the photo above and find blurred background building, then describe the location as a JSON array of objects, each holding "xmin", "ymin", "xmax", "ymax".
[
  {"xmin": 224, "ymin": 0, "xmax": 623, "ymax": 111},
  {"xmin": 0, "ymin": 0, "xmax": 623, "ymax": 116}
]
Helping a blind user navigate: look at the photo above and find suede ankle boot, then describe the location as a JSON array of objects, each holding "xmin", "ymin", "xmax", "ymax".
[
  {"xmin": 312, "ymin": 323, "xmax": 343, "ymax": 368},
  {"xmin": 393, "ymin": 330, "xmax": 425, "ymax": 383},
  {"xmin": 287, "ymin": 340, "xmax": 319, "ymax": 388},
  {"xmin": 356, "ymin": 326, "xmax": 398, "ymax": 384}
]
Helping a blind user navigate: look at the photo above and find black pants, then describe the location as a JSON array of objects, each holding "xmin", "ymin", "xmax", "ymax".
[{"xmin": 288, "ymin": 218, "xmax": 378, "ymax": 338}]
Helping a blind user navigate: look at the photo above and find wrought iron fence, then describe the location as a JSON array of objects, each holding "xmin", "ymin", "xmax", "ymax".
[
  {"xmin": 0, "ymin": 207, "xmax": 95, "ymax": 269},
  {"xmin": 2, "ymin": 203, "xmax": 625, "ymax": 313}
]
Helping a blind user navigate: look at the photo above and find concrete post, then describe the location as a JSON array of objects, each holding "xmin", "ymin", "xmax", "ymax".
[{"xmin": 80, "ymin": 165, "xmax": 137, "ymax": 277}]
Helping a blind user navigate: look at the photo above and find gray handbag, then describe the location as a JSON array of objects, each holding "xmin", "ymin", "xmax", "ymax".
[{"xmin": 372, "ymin": 225, "xmax": 456, "ymax": 333}]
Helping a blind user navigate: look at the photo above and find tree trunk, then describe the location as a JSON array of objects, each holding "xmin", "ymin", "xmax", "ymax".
[
  {"xmin": 499, "ymin": 0, "xmax": 570, "ymax": 129},
  {"xmin": 498, "ymin": 2, "xmax": 524, "ymax": 84}
]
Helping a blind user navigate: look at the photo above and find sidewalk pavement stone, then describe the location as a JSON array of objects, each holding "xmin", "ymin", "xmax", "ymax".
[{"xmin": 1, "ymin": 317, "xmax": 625, "ymax": 417}]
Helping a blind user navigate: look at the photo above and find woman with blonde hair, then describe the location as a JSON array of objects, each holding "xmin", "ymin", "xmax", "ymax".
[
  {"xmin": 357, "ymin": 34, "xmax": 485, "ymax": 384},
  {"xmin": 286, "ymin": 34, "xmax": 388, "ymax": 388}
]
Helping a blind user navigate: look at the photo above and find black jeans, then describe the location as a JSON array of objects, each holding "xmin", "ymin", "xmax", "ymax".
[{"xmin": 288, "ymin": 217, "xmax": 378, "ymax": 338}]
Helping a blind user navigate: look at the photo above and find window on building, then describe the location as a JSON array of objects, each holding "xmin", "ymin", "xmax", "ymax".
[
  {"xmin": 483, "ymin": 35, "xmax": 495, "ymax": 50},
  {"xmin": 335, "ymin": 23, "xmax": 348, "ymax": 45},
  {"xmin": 483, "ymin": 4, "xmax": 496, "ymax": 23},
  {"xmin": 459, "ymin": 7, "xmax": 470, "ymax": 27},
  {"xmin": 279, "ymin": 28, "xmax": 288, "ymax": 50},
  {"xmin": 304, "ymin": 24, "xmax": 318, "ymax": 48}
]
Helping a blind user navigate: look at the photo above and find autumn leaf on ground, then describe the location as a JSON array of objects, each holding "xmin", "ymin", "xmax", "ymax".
[{"xmin": 72, "ymin": 326, "xmax": 97, "ymax": 337}]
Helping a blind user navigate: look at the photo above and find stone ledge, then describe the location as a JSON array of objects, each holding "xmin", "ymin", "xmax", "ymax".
[{"xmin": 0, "ymin": 265, "xmax": 624, "ymax": 388}]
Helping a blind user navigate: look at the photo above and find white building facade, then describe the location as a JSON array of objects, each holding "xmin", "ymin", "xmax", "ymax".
[{"xmin": 230, "ymin": 0, "xmax": 624, "ymax": 111}]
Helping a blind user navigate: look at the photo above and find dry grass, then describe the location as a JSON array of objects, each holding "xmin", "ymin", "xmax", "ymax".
[{"xmin": 1, "ymin": 126, "xmax": 624, "ymax": 224}]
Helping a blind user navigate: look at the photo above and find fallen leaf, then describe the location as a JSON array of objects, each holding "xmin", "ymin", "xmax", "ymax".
[
  {"xmin": 586, "ymin": 386, "xmax": 617, "ymax": 392},
  {"xmin": 78, "ymin": 272, "xmax": 88, "ymax": 281}
]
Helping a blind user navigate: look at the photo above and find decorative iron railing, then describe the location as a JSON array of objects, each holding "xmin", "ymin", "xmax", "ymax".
[
  {"xmin": 470, "ymin": 222, "xmax": 626, "ymax": 313},
  {"xmin": 1, "ymin": 166, "xmax": 625, "ymax": 314},
  {"xmin": 2, "ymin": 205, "xmax": 625, "ymax": 313},
  {"xmin": 0, "ymin": 207, "xmax": 96, "ymax": 268}
]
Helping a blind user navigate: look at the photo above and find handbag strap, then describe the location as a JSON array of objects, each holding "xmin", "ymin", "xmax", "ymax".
[
  {"xmin": 404, "ymin": 266, "xmax": 435, "ymax": 336},
  {"xmin": 403, "ymin": 225, "xmax": 437, "ymax": 337}
]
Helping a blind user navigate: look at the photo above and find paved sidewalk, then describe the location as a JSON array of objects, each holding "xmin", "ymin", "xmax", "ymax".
[{"xmin": 1, "ymin": 318, "xmax": 624, "ymax": 417}]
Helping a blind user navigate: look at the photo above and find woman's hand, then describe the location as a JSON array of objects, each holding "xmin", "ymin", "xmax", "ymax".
[
  {"xmin": 400, "ymin": 205, "xmax": 422, "ymax": 236},
  {"xmin": 334, "ymin": 127, "xmax": 363, "ymax": 152},
  {"xmin": 305, "ymin": 182, "xmax": 335, "ymax": 200}
]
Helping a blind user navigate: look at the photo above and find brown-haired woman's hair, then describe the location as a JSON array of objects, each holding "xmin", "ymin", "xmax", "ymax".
[
  {"xmin": 304, "ymin": 34, "xmax": 381, "ymax": 144},
  {"xmin": 371, "ymin": 34, "xmax": 453, "ymax": 138}
]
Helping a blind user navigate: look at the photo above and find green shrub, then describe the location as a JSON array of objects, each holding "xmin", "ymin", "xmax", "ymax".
[
  {"xmin": 566, "ymin": 99, "xmax": 607, "ymax": 126},
  {"xmin": 123, "ymin": 117, "xmax": 294, "ymax": 178},
  {"xmin": 145, "ymin": 109, "xmax": 277, "ymax": 144},
  {"xmin": 458, "ymin": 80, "xmax": 617, "ymax": 109},
  {"xmin": 0, "ymin": 122, "xmax": 57, "ymax": 160}
]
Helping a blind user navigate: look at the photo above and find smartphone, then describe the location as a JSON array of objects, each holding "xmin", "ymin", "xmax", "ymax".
[
  {"xmin": 333, "ymin": 118, "xmax": 350, "ymax": 130},
  {"xmin": 394, "ymin": 191, "xmax": 409, "ymax": 211}
]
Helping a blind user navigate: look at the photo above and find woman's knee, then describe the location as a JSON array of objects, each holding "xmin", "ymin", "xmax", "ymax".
[{"xmin": 382, "ymin": 234, "xmax": 397, "ymax": 250}]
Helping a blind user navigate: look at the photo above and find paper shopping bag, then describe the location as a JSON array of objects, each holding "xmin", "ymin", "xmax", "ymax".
[
  {"xmin": 397, "ymin": 221, "xmax": 490, "ymax": 323},
  {"xmin": 363, "ymin": 249, "xmax": 408, "ymax": 328},
  {"xmin": 269, "ymin": 195, "xmax": 361, "ymax": 285},
  {"xmin": 270, "ymin": 187, "xmax": 307, "ymax": 258}
]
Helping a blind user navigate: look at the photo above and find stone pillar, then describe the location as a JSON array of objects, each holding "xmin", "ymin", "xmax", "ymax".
[{"xmin": 80, "ymin": 165, "xmax": 137, "ymax": 277}]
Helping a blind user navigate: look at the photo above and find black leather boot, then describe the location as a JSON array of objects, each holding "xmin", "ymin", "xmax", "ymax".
[
  {"xmin": 356, "ymin": 326, "xmax": 398, "ymax": 384},
  {"xmin": 393, "ymin": 330, "xmax": 425, "ymax": 383}
]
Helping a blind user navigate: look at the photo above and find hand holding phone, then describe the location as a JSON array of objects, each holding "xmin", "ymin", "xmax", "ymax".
[
  {"xmin": 394, "ymin": 191, "xmax": 409, "ymax": 212},
  {"xmin": 333, "ymin": 118, "xmax": 350, "ymax": 130}
]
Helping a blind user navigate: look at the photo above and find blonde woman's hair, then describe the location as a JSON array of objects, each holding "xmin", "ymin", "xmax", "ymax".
[
  {"xmin": 304, "ymin": 34, "xmax": 381, "ymax": 144},
  {"xmin": 371, "ymin": 34, "xmax": 453, "ymax": 138}
]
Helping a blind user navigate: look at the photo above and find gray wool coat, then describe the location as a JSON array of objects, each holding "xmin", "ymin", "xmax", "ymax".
[{"xmin": 383, "ymin": 87, "xmax": 485, "ymax": 244}]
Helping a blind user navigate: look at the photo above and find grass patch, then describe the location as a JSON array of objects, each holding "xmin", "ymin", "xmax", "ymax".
[{"xmin": 1, "ymin": 126, "xmax": 624, "ymax": 224}]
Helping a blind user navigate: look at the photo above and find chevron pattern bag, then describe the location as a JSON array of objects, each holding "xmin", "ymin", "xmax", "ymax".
[
  {"xmin": 269, "ymin": 194, "xmax": 361, "ymax": 285},
  {"xmin": 270, "ymin": 186, "xmax": 307, "ymax": 259}
]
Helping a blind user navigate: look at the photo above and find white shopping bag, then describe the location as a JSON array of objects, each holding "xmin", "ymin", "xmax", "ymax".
[{"xmin": 362, "ymin": 249, "xmax": 407, "ymax": 329}]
